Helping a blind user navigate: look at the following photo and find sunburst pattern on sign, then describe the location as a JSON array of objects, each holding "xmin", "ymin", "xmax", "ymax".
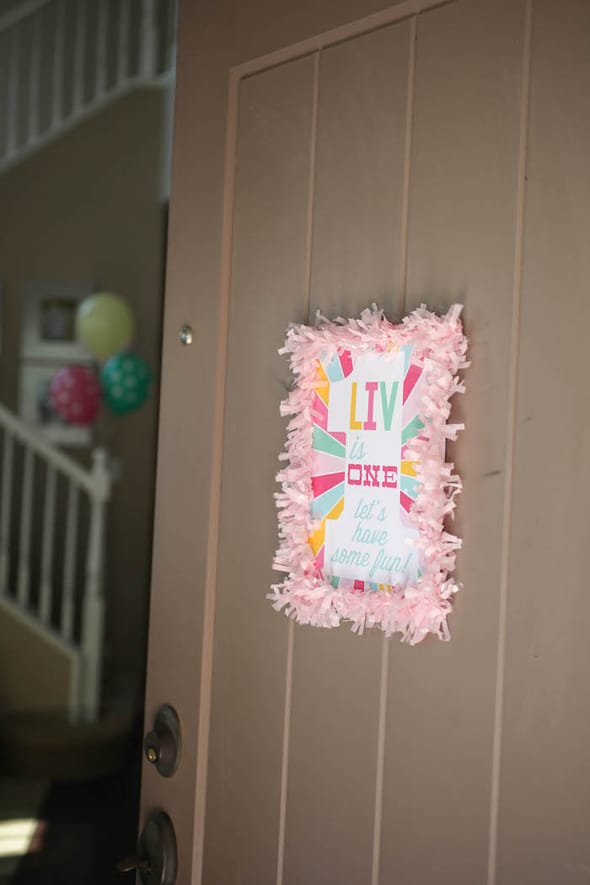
[
  {"xmin": 309, "ymin": 345, "xmax": 425, "ymax": 591},
  {"xmin": 271, "ymin": 305, "xmax": 468, "ymax": 644}
]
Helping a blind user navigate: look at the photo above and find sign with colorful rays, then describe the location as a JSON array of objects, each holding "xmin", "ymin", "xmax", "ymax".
[
  {"xmin": 271, "ymin": 306, "xmax": 468, "ymax": 645},
  {"xmin": 309, "ymin": 345, "xmax": 423, "ymax": 592}
]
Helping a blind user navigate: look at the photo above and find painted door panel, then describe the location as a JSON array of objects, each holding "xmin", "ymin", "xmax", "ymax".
[{"xmin": 143, "ymin": 1, "xmax": 590, "ymax": 883}]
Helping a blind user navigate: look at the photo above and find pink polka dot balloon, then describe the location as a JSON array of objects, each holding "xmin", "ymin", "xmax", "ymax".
[{"xmin": 49, "ymin": 366, "xmax": 101, "ymax": 426}]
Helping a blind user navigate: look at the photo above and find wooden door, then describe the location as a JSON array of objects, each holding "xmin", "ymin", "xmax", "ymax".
[{"xmin": 142, "ymin": 1, "xmax": 590, "ymax": 883}]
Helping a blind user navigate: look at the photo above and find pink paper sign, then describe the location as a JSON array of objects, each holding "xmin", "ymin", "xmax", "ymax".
[{"xmin": 271, "ymin": 305, "xmax": 468, "ymax": 644}]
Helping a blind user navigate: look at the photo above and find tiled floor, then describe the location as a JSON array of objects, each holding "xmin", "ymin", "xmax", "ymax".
[{"xmin": 0, "ymin": 779, "xmax": 48, "ymax": 885}]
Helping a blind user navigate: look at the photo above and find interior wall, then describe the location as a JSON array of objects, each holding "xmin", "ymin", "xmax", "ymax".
[
  {"xmin": 0, "ymin": 599, "xmax": 73, "ymax": 714},
  {"xmin": 0, "ymin": 88, "xmax": 166, "ymax": 708}
]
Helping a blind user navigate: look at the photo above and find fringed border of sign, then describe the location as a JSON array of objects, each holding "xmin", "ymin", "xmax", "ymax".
[{"xmin": 270, "ymin": 304, "xmax": 469, "ymax": 644}]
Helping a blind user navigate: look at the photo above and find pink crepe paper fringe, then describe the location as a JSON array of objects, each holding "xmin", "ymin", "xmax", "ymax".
[{"xmin": 270, "ymin": 304, "xmax": 469, "ymax": 644}]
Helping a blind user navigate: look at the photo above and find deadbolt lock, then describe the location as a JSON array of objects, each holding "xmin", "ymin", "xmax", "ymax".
[
  {"xmin": 118, "ymin": 810, "xmax": 177, "ymax": 885},
  {"xmin": 144, "ymin": 704, "xmax": 181, "ymax": 778}
]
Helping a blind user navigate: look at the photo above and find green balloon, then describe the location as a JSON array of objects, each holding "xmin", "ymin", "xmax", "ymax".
[
  {"xmin": 77, "ymin": 293, "xmax": 135, "ymax": 360},
  {"xmin": 101, "ymin": 353, "xmax": 152, "ymax": 415}
]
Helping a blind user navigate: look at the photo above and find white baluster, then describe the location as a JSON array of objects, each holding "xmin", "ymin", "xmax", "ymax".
[
  {"xmin": 165, "ymin": 0, "xmax": 179, "ymax": 73},
  {"xmin": 27, "ymin": 12, "xmax": 41, "ymax": 144},
  {"xmin": 73, "ymin": 0, "xmax": 86, "ymax": 112},
  {"xmin": 17, "ymin": 447, "xmax": 35, "ymax": 607},
  {"xmin": 117, "ymin": 0, "xmax": 130, "ymax": 86},
  {"xmin": 6, "ymin": 27, "xmax": 20, "ymax": 156},
  {"xmin": 0, "ymin": 403, "xmax": 112, "ymax": 724},
  {"xmin": 0, "ymin": 432, "xmax": 14, "ymax": 595},
  {"xmin": 39, "ymin": 464, "xmax": 57, "ymax": 624},
  {"xmin": 80, "ymin": 449, "xmax": 109, "ymax": 719},
  {"xmin": 139, "ymin": 0, "xmax": 156, "ymax": 79},
  {"xmin": 61, "ymin": 480, "xmax": 79, "ymax": 641},
  {"xmin": 95, "ymin": 0, "xmax": 108, "ymax": 99},
  {"xmin": 52, "ymin": 0, "xmax": 65, "ymax": 128},
  {"xmin": 0, "ymin": 0, "xmax": 52, "ymax": 30}
]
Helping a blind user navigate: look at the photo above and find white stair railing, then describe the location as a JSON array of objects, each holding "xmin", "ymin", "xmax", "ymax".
[
  {"xmin": 0, "ymin": 402, "xmax": 111, "ymax": 721},
  {"xmin": 0, "ymin": 0, "xmax": 178, "ymax": 174}
]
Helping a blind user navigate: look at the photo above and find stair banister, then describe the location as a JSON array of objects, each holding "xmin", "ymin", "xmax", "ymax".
[
  {"xmin": 0, "ymin": 402, "xmax": 111, "ymax": 721},
  {"xmin": 0, "ymin": 403, "xmax": 108, "ymax": 498},
  {"xmin": 0, "ymin": 0, "xmax": 50, "ymax": 31},
  {"xmin": 0, "ymin": 0, "xmax": 178, "ymax": 176}
]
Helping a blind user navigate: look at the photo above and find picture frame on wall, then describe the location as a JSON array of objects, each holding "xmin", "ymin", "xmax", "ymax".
[
  {"xmin": 21, "ymin": 280, "xmax": 93, "ymax": 361},
  {"xmin": 19, "ymin": 362, "xmax": 93, "ymax": 447}
]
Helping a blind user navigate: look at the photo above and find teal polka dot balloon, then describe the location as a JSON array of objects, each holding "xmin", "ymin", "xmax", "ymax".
[{"xmin": 101, "ymin": 353, "xmax": 152, "ymax": 415}]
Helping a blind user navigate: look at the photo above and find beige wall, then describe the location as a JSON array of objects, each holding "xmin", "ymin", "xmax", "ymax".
[
  {"xmin": 0, "ymin": 599, "xmax": 73, "ymax": 714},
  {"xmin": 0, "ymin": 88, "xmax": 166, "ymax": 707}
]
